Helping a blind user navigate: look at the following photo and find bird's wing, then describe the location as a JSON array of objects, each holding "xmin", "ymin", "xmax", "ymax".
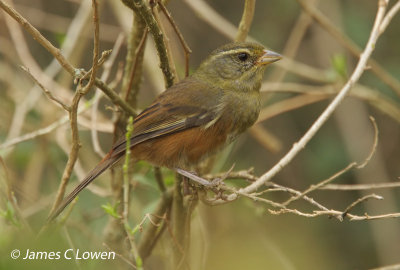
[
  {"xmin": 111, "ymin": 79, "xmax": 224, "ymax": 157},
  {"xmin": 47, "ymin": 79, "xmax": 223, "ymax": 222}
]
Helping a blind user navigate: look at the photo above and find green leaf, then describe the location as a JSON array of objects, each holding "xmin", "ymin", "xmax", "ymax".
[{"xmin": 101, "ymin": 201, "xmax": 121, "ymax": 219}]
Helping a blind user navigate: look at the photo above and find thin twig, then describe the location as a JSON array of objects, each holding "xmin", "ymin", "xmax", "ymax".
[
  {"xmin": 268, "ymin": 0, "xmax": 316, "ymax": 82},
  {"xmin": 126, "ymin": 29, "xmax": 148, "ymax": 100},
  {"xmin": 256, "ymin": 94, "xmax": 329, "ymax": 123},
  {"xmin": 122, "ymin": 0, "xmax": 175, "ymax": 87},
  {"xmin": 20, "ymin": 66, "xmax": 70, "ymax": 111},
  {"xmin": 268, "ymin": 208, "xmax": 343, "ymax": 220},
  {"xmin": 357, "ymin": 116, "xmax": 379, "ymax": 169},
  {"xmin": 150, "ymin": 1, "xmax": 179, "ymax": 82},
  {"xmin": 156, "ymin": 0, "xmax": 192, "ymax": 77},
  {"xmin": 269, "ymin": 207, "xmax": 400, "ymax": 221},
  {"xmin": 349, "ymin": 212, "xmax": 400, "ymax": 221},
  {"xmin": 249, "ymin": 125, "xmax": 282, "ymax": 153},
  {"xmin": 138, "ymin": 188, "xmax": 173, "ymax": 259},
  {"xmin": 342, "ymin": 194, "xmax": 383, "ymax": 218},
  {"xmin": 0, "ymin": 101, "xmax": 94, "ymax": 150},
  {"xmin": 259, "ymin": 82, "xmax": 400, "ymax": 124},
  {"xmin": 91, "ymin": 33, "xmax": 125, "ymax": 157},
  {"xmin": 270, "ymin": 183, "xmax": 330, "ymax": 212},
  {"xmin": 379, "ymin": 0, "xmax": 400, "ymax": 34},
  {"xmin": 321, "ymin": 182, "xmax": 400, "ymax": 191},
  {"xmin": 94, "ymin": 78, "xmax": 137, "ymax": 115},
  {"xmin": 235, "ymin": 0, "xmax": 255, "ymax": 42},
  {"xmin": 283, "ymin": 115, "xmax": 378, "ymax": 206},
  {"xmin": 285, "ymin": 163, "xmax": 357, "ymax": 206},
  {"xmin": 48, "ymin": 0, "xmax": 101, "ymax": 215}
]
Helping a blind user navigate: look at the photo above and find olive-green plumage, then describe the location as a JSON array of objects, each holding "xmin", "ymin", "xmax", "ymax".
[{"xmin": 49, "ymin": 42, "xmax": 281, "ymax": 221}]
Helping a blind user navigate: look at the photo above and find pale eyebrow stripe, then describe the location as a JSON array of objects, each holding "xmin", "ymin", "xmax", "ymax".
[
  {"xmin": 216, "ymin": 48, "xmax": 251, "ymax": 56},
  {"xmin": 208, "ymin": 48, "xmax": 252, "ymax": 62}
]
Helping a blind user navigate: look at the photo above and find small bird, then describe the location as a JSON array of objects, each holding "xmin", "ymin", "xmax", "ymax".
[{"xmin": 49, "ymin": 42, "xmax": 281, "ymax": 221}]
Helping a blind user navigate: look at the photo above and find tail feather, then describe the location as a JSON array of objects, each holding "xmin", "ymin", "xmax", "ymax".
[{"xmin": 48, "ymin": 153, "xmax": 121, "ymax": 222}]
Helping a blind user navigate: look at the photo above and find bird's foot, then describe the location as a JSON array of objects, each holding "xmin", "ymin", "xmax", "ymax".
[{"xmin": 175, "ymin": 168, "xmax": 222, "ymax": 187}]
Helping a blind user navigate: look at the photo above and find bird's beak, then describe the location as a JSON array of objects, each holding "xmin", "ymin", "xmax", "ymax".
[{"xmin": 256, "ymin": 50, "xmax": 282, "ymax": 65}]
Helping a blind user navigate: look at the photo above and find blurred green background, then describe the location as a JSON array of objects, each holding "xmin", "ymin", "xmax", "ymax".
[{"xmin": 1, "ymin": 0, "xmax": 400, "ymax": 269}]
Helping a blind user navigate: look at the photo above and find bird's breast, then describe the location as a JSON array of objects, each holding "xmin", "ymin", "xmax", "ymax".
[{"xmin": 222, "ymin": 90, "xmax": 261, "ymax": 135}]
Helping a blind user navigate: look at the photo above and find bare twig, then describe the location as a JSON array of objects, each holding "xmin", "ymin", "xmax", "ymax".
[
  {"xmin": 0, "ymin": 102, "xmax": 99, "ymax": 150},
  {"xmin": 283, "ymin": 116, "xmax": 378, "ymax": 206},
  {"xmin": 249, "ymin": 124, "xmax": 282, "ymax": 153},
  {"xmin": 150, "ymin": 2, "xmax": 178, "ymax": 82},
  {"xmin": 268, "ymin": 0, "xmax": 316, "ymax": 82},
  {"xmin": 48, "ymin": 0, "xmax": 101, "ymax": 215},
  {"xmin": 269, "ymin": 207, "xmax": 400, "ymax": 221},
  {"xmin": 235, "ymin": 0, "xmax": 255, "ymax": 42},
  {"xmin": 91, "ymin": 33, "xmax": 125, "ymax": 157},
  {"xmin": 259, "ymin": 82, "xmax": 400, "ymax": 124},
  {"xmin": 379, "ymin": 0, "xmax": 400, "ymax": 34},
  {"xmin": 342, "ymin": 194, "xmax": 383, "ymax": 218},
  {"xmin": 126, "ymin": 29, "xmax": 148, "ymax": 100},
  {"xmin": 256, "ymin": 94, "xmax": 329, "ymax": 123},
  {"xmin": 357, "ymin": 116, "xmax": 379, "ymax": 169},
  {"xmin": 138, "ymin": 189, "xmax": 173, "ymax": 259},
  {"xmin": 349, "ymin": 212, "xmax": 400, "ymax": 221},
  {"xmin": 321, "ymin": 182, "xmax": 400, "ymax": 191},
  {"xmin": 156, "ymin": 0, "xmax": 192, "ymax": 77},
  {"xmin": 270, "ymin": 183, "xmax": 330, "ymax": 212},
  {"xmin": 123, "ymin": 0, "xmax": 175, "ymax": 87},
  {"xmin": 285, "ymin": 163, "xmax": 357, "ymax": 206},
  {"xmin": 20, "ymin": 66, "xmax": 70, "ymax": 111}
]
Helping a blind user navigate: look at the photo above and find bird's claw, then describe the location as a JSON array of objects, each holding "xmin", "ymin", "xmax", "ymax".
[
  {"xmin": 209, "ymin": 177, "xmax": 224, "ymax": 187},
  {"xmin": 175, "ymin": 168, "xmax": 225, "ymax": 188}
]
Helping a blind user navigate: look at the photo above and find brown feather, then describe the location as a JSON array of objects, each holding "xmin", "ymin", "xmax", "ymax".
[
  {"xmin": 48, "ymin": 153, "xmax": 122, "ymax": 221},
  {"xmin": 49, "ymin": 78, "xmax": 223, "ymax": 221},
  {"xmin": 131, "ymin": 116, "xmax": 232, "ymax": 169}
]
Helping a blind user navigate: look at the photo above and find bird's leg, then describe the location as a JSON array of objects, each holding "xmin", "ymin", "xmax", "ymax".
[
  {"xmin": 182, "ymin": 176, "xmax": 193, "ymax": 195},
  {"xmin": 175, "ymin": 168, "xmax": 219, "ymax": 187}
]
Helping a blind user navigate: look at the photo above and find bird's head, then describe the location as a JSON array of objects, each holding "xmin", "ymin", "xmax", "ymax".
[{"xmin": 194, "ymin": 42, "xmax": 282, "ymax": 92}]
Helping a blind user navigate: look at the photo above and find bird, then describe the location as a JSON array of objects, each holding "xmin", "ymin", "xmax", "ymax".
[{"xmin": 48, "ymin": 42, "xmax": 281, "ymax": 221}]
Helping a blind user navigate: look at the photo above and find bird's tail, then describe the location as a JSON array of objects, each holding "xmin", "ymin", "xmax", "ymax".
[{"xmin": 48, "ymin": 153, "xmax": 121, "ymax": 222}]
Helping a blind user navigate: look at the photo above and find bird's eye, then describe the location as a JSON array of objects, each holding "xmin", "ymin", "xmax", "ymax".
[{"xmin": 237, "ymin": 52, "xmax": 249, "ymax": 62}]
